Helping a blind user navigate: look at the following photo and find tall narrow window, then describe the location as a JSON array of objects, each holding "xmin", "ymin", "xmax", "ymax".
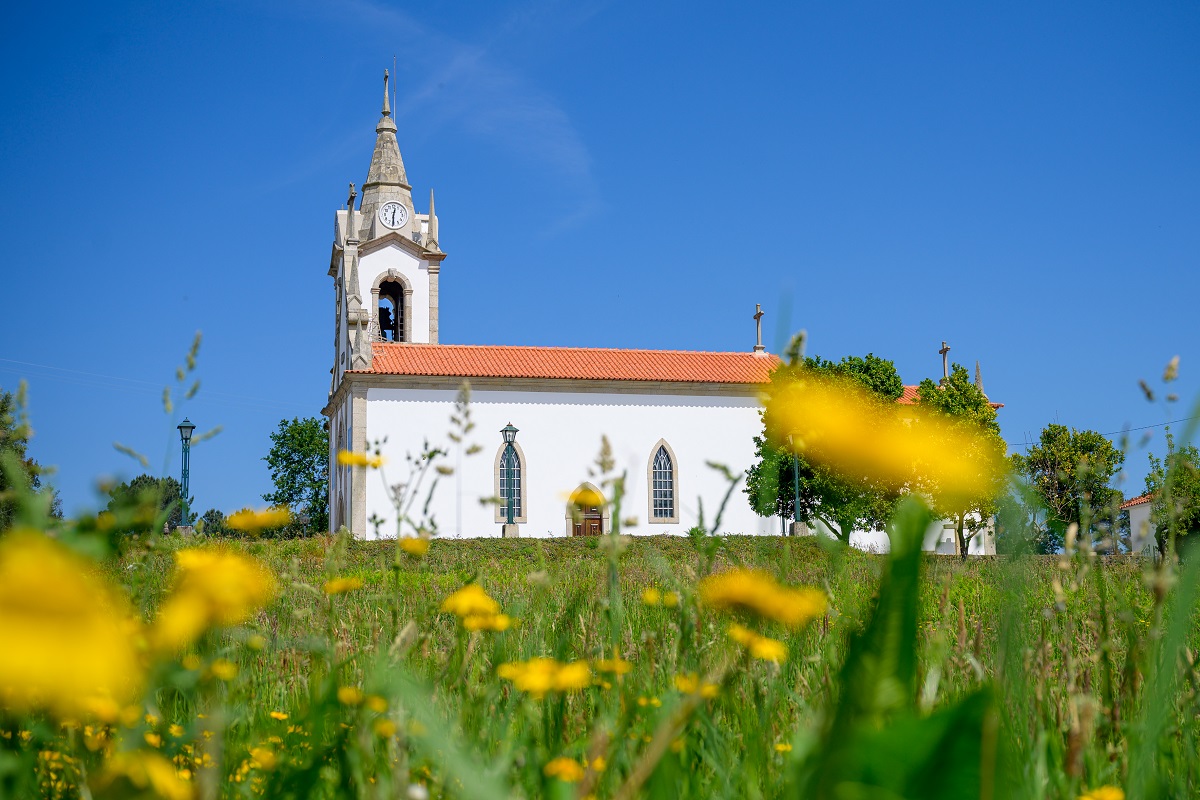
[
  {"xmin": 495, "ymin": 443, "xmax": 526, "ymax": 522},
  {"xmin": 377, "ymin": 279, "xmax": 405, "ymax": 342},
  {"xmin": 649, "ymin": 441, "xmax": 678, "ymax": 523}
]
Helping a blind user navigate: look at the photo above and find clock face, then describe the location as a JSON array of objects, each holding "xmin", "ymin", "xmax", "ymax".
[{"xmin": 378, "ymin": 201, "xmax": 409, "ymax": 229}]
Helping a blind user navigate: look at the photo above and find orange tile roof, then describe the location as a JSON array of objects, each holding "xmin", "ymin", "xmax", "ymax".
[
  {"xmin": 356, "ymin": 343, "xmax": 781, "ymax": 384},
  {"xmin": 1120, "ymin": 493, "xmax": 1153, "ymax": 510},
  {"xmin": 896, "ymin": 383, "xmax": 1004, "ymax": 410}
]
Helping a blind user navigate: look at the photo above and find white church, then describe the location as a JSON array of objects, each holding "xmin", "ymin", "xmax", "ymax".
[{"xmin": 322, "ymin": 73, "xmax": 996, "ymax": 554}]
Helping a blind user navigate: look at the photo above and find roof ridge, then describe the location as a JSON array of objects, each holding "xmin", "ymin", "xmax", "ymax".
[{"xmin": 371, "ymin": 342, "xmax": 776, "ymax": 357}]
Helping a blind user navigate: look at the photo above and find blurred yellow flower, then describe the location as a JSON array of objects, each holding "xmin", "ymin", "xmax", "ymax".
[
  {"xmin": 0, "ymin": 532, "xmax": 143, "ymax": 720},
  {"xmin": 337, "ymin": 686, "xmax": 364, "ymax": 706},
  {"xmin": 249, "ymin": 746, "xmax": 276, "ymax": 770},
  {"xmin": 497, "ymin": 658, "xmax": 592, "ymax": 699},
  {"xmin": 728, "ymin": 623, "xmax": 788, "ymax": 663},
  {"xmin": 152, "ymin": 548, "xmax": 276, "ymax": 652},
  {"xmin": 1079, "ymin": 788, "xmax": 1124, "ymax": 800},
  {"xmin": 398, "ymin": 536, "xmax": 430, "ymax": 557},
  {"xmin": 662, "ymin": 591, "xmax": 680, "ymax": 607},
  {"xmin": 95, "ymin": 751, "xmax": 192, "ymax": 800},
  {"xmin": 440, "ymin": 584, "xmax": 500, "ymax": 617},
  {"xmin": 169, "ymin": 724, "xmax": 184, "ymax": 737},
  {"xmin": 144, "ymin": 732, "xmax": 162, "ymax": 748},
  {"xmin": 595, "ymin": 656, "xmax": 633, "ymax": 675},
  {"xmin": 247, "ymin": 634, "xmax": 267, "ymax": 651},
  {"xmin": 322, "ymin": 576, "xmax": 363, "ymax": 595},
  {"xmin": 269, "ymin": 711, "xmax": 288, "ymax": 721},
  {"xmin": 543, "ymin": 757, "xmax": 585, "ymax": 782},
  {"xmin": 765, "ymin": 372, "xmax": 1006, "ymax": 505},
  {"xmin": 699, "ymin": 569, "xmax": 826, "ymax": 627},
  {"xmin": 209, "ymin": 659, "xmax": 238, "ymax": 681},
  {"xmin": 774, "ymin": 742, "xmax": 793, "ymax": 753},
  {"xmin": 337, "ymin": 450, "xmax": 385, "ymax": 468},
  {"xmin": 462, "ymin": 613, "xmax": 514, "ymax": 631},
  {"xmin": 366, "ymin": 695, "xmax": 388, "ymax": 713},
  {"xmin": 373, "ymin": 718, "xmax": 397, "ymax": 737},
  {"xmin": 674, "ymin": 673, "xmax": 719, "ymax": 698},
  {"xmin": 226, "ymin": 506, "xmax": 291, "ymax": 532},
  {"xmin": 641, "ymin": 587, "xmax": 662, "ymax": 606}
]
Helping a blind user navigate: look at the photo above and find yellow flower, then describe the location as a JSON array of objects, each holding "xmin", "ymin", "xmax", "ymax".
[
  {"xmin": 225, "ymin": 506, "xmax": 292, "ymax": 532},
  {"xmin": 728, "ymin": 623, "xmax": 788, "ymax": 662},
  {"xmin": 144, "ymin": 732, "xmax": 163, "ymax": 748},
  {"xmin": 674, "ymin": 673, "xmax": 719, "ymax": 698},
  {"xmin": 95, "ymin": 751, "xmax": 192, "ymax": 800},
  {"xmin": 641, "ymin": 588, "xmax": 662, "ymax": 606},
  {"xmin": 662, "ymin": 591, "xmax": 680, "ymax": 607},
  {"xmin": 765, "ymin": 372, "xmax": 1006, "ymax": 505},
  {"xmin": 365, "ymin": 695, "xmax": 388, "ymax": 713},
  {"xmin": 152, "ymin": 548, "xmax": 276, "ymax": 652},
  {"xmin": 497, "ymin": 659, "xmax": 592, "ymax": 699},
  {"xmin": 543, "ymin": 757, "xmax": 585, "ymax": 782},
  {"xmin": 698, "ymin": 569, "xmax": 826, "ymax": 627},
  {"xmin": 462, "ymin": 613, "xmax": 514, "ymax": 631},
  {"xmin": 0, "ymin": 532, "xmax": 143, "ymax": 720},
  {"xmin": 595, "ymin": 657, "xmax": 633, "ymax": 675},
  {"xmin": 337, "ymin": 686, "xmax": 363, "ymax": 706},
  {"xmin": 169, "ymin": 724, "xmax": 184, "ymax": 737},
  {"xmin": 247, "ymin": 634, "xmax": 267, "ymax": 651},
  {"xmin": 209, "ymin": 659, "xmax": 238, "ymax": 681},
  {"xmin": 398, "ymin": 536, "xmax": 430, "ymax": 557},
  {"xmin": 440, "ymin": 584, "xmax": 500, "ymax": 617},
  {"xmin": 322, "ymin": 576, "xmax": 363, "ymax": 595},
  {"xmin": 1079, "ymin": 788, "xmax": 1125, "ymax": 800},
  {"xmin": 249, "ymin": 746, "xmax": 276, "ymax": 770},
  {"xmin": 774, "ymin": 742, "xmax": 793, "ymax": 753},
  {"xmin": 373, "ymin": 718, "xmax": 397, "ymax": 737},
  {"xmin": 337, "ymin": 450, "xmax": 385, "ymax": 468},
  {"xmin": 269, "ymin": 711, "xmax": 288, "ymax": 721}
]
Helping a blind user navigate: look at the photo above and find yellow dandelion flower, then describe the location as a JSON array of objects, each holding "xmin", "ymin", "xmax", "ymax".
[
  {"xmin": 765, "ymin": 372, "xmax": 1007, "ymax": 505},
  {"xmin": 249, "ymin": 746, "xmax": 276, "ymax": 770},
  {"xmin": 398, "ymin": 537, "xmax": 430, "ymax": 557},
  {"xmin": 372, "ymin": 718, "xmax": 397, "ymax": 737},
  {"xmin": 365, "ymin": 695, "xmax": 388, "ymax": 713},
  {"xmin": 641, "ymin": 588, "xmax": 662, "ymax": 606},
  {"xmin": 727, "ymin": 623, "xmax": 787, "ymax": 663},
  {"xmin": 322, "ymin": 576, "xmax": 364, "ymax": 595},
  {"xmin": 1079, "ymin": 788, "xmax": 1125, "ymax": 800},
  {"xmin": 461, "ymin": 613, "xmax": 514, "ymax": 631},
  {"xmin": 0, "ymin": 532, "xmax": 143, "ymax": 720},
  {"xmin": 591, "ymin": 756, "xmax": 607, "ymax": 771},
  {"xmin": 674, "ymin": 673, "xmax": 719, "ymax": 698},
  {"xmin": 698, "ymin": 569, "xmax": 826, "ymax": 627},
  {"xmin": 268, "ymin": 711, "xmax": 288, "ymax": 721},
  {"xmin": 152, "ymin": 547, "xmax": 276, "ymax": 653},
  {"xmin": 337, "ymin": 686, "xmax": 363, "ymax": 706},
  {"xmin": 497, "ymin": 659, "xmax": 592, "ymax": 699},
  {"xmin": 543, "ymin": 757, "xmax": 585, "ymax": 783},
  {"xmin": 440, "ymin": 584, "xmax": 500, "ymax": 617},
  {"xmin": 336, "ymin": 450, "xmax": 385, "ymax": 468},
  {"xmin": 663, "ymin": 591, "xmax": 680, "ymax": 607},
  {"xmin": 168, "ymin": 724, "xmax": 184, "ymax": 737},
  {"xmin": 595, "ymin": 657, "xmax": 633, "ymax": 675},
  {"xmin": 774, "ymin": 742, "xmax": 793, "ymax": 753},
  {"xmin": 95, "ymin": 751, "xmax": 192, "ymax": 800},
  {"xmin": 225, "ymin": 506, "xmax": 292, "ymax": 532},
  {"xmin": 144, "ymin": 732, "xmax": 162, "ymax": 748},
  {"xmin": 209, "ymin": 659, "xmax": 238, "ymax": 681}
]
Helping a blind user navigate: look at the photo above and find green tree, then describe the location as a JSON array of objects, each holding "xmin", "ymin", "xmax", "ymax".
[
  {"xmin": 106, "ymin": 474, "xmax": 186, "ymax": 530},
  {"xmin": 915, "ymin": 364, "xmax": 1007, "ymax": 558},
  {"xmin": 1144, "ymin": 430, "xmax": 1200, "ymax": 556},
  {"xmin": 746, "ymin": 353, "xmax": 903, "ymax": 543},
  {"xmin": 1012, "ymin": 423, "xmax": 1124, "ymax": 553},
  {"xmin": 1, "ymin": 386, "xmax": 61, "ymax": 529},
  {"xmin": 262, "ymin": 417, "xmax": 328, "ymax": 535}
]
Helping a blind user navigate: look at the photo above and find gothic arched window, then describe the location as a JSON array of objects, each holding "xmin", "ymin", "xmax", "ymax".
[
  {"xmin": 648, "ymin": 440, "xmax": 678, "ymax": 523},
  {"xmin": 377, "ymin": 279, "xmax": 405, "ymax": 342},
  {"xmin": 494, "ymin": 442, "xmax": 527, "ymax": 523}
]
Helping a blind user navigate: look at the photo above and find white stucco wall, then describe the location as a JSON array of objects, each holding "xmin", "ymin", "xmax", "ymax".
[
  {"xmin": 359, "ymin": 245, "xmax": 430, "ymax": 343},
  {"xmin": 360, "ymin": 386, "xmax": 780, "ymax": 539},
  {"xmin": 1128, "ymin": 502, "xmax": 1155, "ymax": 554}
]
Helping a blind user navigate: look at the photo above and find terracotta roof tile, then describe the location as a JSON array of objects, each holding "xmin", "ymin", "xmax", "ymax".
[
  {"xmin": 1120, "ymin": 493, "xmax": 1153, "ymax": 510},
  {"xmin": 356, "ymin": 343, "xmax": 780, "ymax": 384}
]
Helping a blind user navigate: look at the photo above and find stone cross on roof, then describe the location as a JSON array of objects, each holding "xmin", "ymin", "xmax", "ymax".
[{"xmin": 939, "ymin": 340, "xmax": 951, "ymax": 381}]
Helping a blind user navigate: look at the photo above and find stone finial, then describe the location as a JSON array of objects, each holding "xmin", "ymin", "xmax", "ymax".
[
  {"xmin": 351, "ymin": 317, "xmax": 373, "ymax": 369},
  {"xmin": 346, "ymin": 253, "xmax": 363, "ymax": 313},
  {"xmin": 427, "ymin": 188, "xmax": 439, "ymax": 251},
  {"xmin": 975, "ymin": 360, "xmax": 987, "ymax": 398},
  {"xmin": 382, "ymin": 69, "xmax": 391, "ymax": 117}
]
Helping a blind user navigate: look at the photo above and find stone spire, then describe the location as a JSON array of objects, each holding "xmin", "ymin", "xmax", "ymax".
[
  {"xmin": 351, "ymin": 317, "xmax": 373, "ymax": 370},
  {"xmin": 359, "ymin": 70, "xmax": 413, "ymax": 228},
  {"xmin": 975, "ymin": 360, "xmax": 988, "ymax": 399},
  {"xmin": 427, "ymin": 188, "xmax": 440, "ymax": 251}
]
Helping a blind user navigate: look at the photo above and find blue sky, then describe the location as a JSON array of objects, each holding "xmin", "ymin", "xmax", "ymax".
[{"xmin": 2, "ymin": 0, "xmax": 1198, "ymax": 516}]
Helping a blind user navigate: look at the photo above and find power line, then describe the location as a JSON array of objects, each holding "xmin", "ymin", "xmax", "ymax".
[{"xmin": 1005, "ymin": 416, "xmax": 1198, "ymax": 448}]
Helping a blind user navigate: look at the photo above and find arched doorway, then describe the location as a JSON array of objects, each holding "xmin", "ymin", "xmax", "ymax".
[{"xmin": 566, "ymin": 483, "xmax": 608, "ymax": 536}]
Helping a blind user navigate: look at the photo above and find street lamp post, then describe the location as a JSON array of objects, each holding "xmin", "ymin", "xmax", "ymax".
[
  {"xmin": 500, "ymin": 423, "xmax": 519, "ymax": 537},
  {"xmin": 788, "ymin": 433, "xmax": 803, "ymax": 537},
  {"xmin": 177, "ymin": 418, "xmax": 196, "ymax": 532}
]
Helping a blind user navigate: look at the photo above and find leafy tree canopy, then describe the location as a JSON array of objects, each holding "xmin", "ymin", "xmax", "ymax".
[
  {"xmin": 105, "ymin": 474, "xmax": 185, "ymax": 531},
  {"xmin": 262, "ymin": 417, "xmax": 328, "ymax": 535},
  {"xmin": 1, "ymin": 386, "xmax": 61, "ymax": 529},
  {"xmin": 1012, "ymin": 423, "xmax": 1124, "ymax": 553},
  {"xmin": 914, "ymin": 364, "xmax": 1007, "ymax": 557},
  {"xmin": 746, "ymin": 353, "xmax": 903, "ymax": 541},
  {"xmin": 1145, "ymin": 430, "xmax": 1200, "ymax": 555}
]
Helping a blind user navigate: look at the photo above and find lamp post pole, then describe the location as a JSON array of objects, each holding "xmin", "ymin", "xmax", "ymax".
[
  {"xmin": 500, "ymin": 423, "xmax": 519, "ymax": 537},
  {"xmin": 788, "ymin": 433, "xmax": 802, "ymax": 536},
  {"xmin": 177, "ymin": 418, "xmax": 196, "ymax": 531}
]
